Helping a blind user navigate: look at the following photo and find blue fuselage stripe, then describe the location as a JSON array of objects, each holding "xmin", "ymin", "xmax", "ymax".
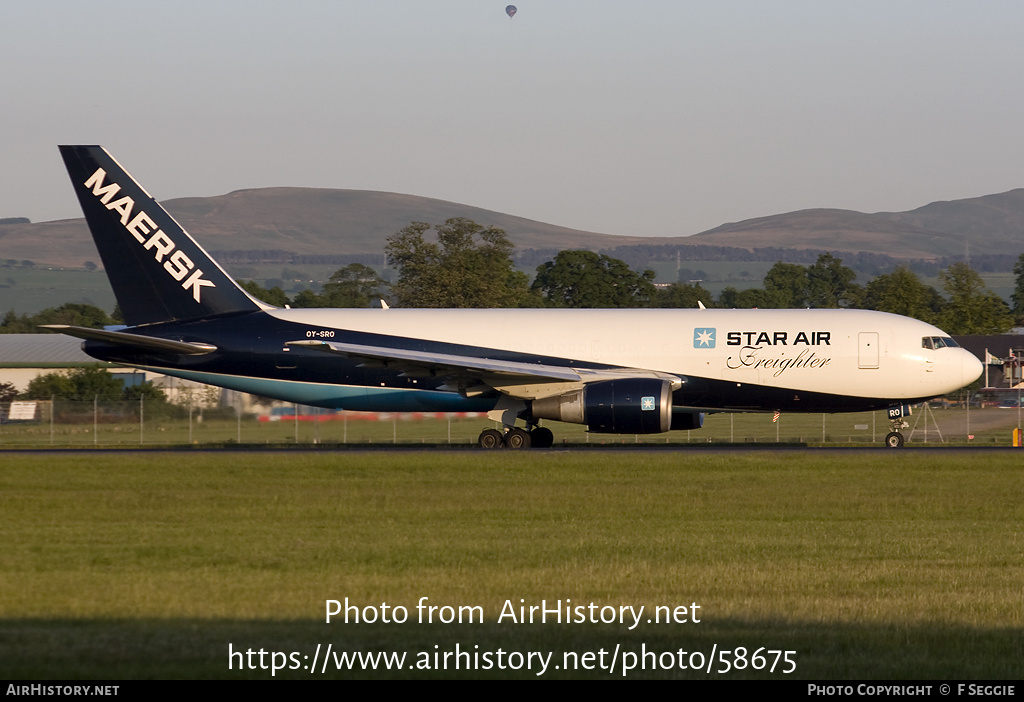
[{"xmin": 136, "ymin": 365, "xmax": 499, "ymax": 412}]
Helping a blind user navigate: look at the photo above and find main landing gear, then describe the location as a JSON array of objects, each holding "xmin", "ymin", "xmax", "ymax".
[{"xmin": 477, "ymin": 425, "xmax": 554, "ymax": 449}]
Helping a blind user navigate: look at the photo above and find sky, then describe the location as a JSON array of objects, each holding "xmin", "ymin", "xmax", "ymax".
[{"xmin": 4, "ymin": 1, "xmax": 1024, "ymax": 239}]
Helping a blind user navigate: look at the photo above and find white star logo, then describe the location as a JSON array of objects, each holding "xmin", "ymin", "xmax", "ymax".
[{"xmin": 694, "ymin": 329, "xmax": 715, "ymax": 347}]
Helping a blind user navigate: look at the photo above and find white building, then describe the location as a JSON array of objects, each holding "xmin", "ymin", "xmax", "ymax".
[{"xmin": 0, "ymin": 333, "xmax": 219, "ymax": 406}]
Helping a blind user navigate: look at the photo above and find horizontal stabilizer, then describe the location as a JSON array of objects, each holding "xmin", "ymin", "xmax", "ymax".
[{"xmin": 41, "ymin": 325, "xmax": 218, "ymax": 356}]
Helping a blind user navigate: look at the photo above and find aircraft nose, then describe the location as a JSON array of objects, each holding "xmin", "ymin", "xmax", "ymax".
[{"xmin": 962, "ymin": 349, "xmax": 983, "ymax": 386}]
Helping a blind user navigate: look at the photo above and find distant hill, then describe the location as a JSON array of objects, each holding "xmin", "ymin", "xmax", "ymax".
[
  {"xmin": 888, "ymin": 189, "xmax": 1024, "ymax": 252},
  {"xmin": 692, "ymin": 189, "xmax": 1024, "ymax": 260},
  {"xmin": 692, "ymin": 209, "xmax": 967, "ymax": 259},
  {"xmin": 3, "ymin": 187, "xmax": 1024, "ymax": 269},
  {"xmin": 0, "ymin": 189, "xmax": 687, "ymax": 269}
]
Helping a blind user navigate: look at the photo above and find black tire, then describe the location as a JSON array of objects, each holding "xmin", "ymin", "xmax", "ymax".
[
  {"xmin": 503, "ymin": 427, "xmax": 532, "ymax": 449},
  {"xmin": 529, "ymin": 427, "xmax": 554, "ymax": 448},
  {"xmin": 884, "ymin": 431, "xmax": 904, "ymax": 448},
  {"xmin": 478, "ymin": 428, "xmax": 504, "ymax": 449}
]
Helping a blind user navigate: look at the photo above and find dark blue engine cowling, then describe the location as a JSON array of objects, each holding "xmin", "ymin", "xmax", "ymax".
[
  {"xmin": 531, "ymin": 378, "xmax": 676, "ymax": 434},
  {"xmin": 584, "ymin": 378, "xmax": 672, "ymax": 434},
  {"xmin": 670, "ymin": 409, "xmax": 705, "ymax": 431}
]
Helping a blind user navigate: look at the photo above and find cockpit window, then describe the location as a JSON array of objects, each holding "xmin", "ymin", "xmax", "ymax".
[{"xmin": 922, "ymin": 336, "xmax": 959, "ymax": 349}]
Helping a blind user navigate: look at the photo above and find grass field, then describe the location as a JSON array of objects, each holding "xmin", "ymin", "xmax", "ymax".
[
  {"xmin": 0, "ymin": 450, "xmax": 1021, "ymax": 679},
  {"xmin": 0, "ymin": 267, "xmax": 116, "ymax": 316}
]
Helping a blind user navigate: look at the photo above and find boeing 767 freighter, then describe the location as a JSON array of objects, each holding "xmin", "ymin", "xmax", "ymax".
[{"xmin": 47, "ymin": 146, "xmax": 982, "ymax": 448}]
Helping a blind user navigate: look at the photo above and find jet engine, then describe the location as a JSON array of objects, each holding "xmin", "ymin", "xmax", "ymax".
[
  {"xmin": 670, "ymin": 409, "xmax": 705, "ymax": 431},
  {"xmin": 531, "ymin": 378, "xmax": 673, "ymax": 434}
]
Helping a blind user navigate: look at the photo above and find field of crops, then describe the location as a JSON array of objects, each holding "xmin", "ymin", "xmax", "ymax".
[{"xmin": 1, "ymin": 450, "xmax": 1021, "ymax": 679}]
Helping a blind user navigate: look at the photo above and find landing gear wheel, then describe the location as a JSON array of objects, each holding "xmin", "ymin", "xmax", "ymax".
[
  {"xmin": 503, "ymin": 427, "xmax": 532, "ymax": 449},
  {"xmin": 529, "ymin": 427, "xmax": 554, "ymax": 448},
  {"xmin": 478, "ymin": 428, "xmax": 504, "ymax": 449},
  {"xmin": 884, "ymin": 431, "xmax": 904, "ymax": 448}
]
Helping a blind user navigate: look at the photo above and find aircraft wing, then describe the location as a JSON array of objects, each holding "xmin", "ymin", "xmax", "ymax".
[{"xmin": 287, "ymin": 339, "xmax": 682, "ymax": 399}]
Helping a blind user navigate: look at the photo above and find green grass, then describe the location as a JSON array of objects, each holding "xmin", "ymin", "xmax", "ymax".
[
  {"xmin": 0, "ymin": 451, "xmax": 1021, "ymax": 678},
  {"xmin": 0, "ymin": 267, "xmax": 116, "ymax": 315}
]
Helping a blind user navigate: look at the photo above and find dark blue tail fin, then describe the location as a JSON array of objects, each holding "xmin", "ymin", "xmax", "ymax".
[{"xmin": 59, "ymin": 145, "xmax": 264, "ymax": 326}]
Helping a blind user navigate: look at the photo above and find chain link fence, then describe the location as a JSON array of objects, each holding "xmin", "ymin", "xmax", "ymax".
[{"xmin": 1, "ymin": 398, "xmax": 1017, "ymax": 447}]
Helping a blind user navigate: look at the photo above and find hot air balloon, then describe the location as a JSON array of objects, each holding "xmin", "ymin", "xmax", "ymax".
[{"xmin": 506, "ymin": 5, "xmax": 517, "ymax": 18}]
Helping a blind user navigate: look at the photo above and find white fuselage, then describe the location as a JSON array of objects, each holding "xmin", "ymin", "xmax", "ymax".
[{"xmin": 267, "ymin": 307, "xmax": 981, "ymax": 405}]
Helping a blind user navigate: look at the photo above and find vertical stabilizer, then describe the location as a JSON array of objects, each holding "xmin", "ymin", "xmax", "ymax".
[{"xmin": 59, "ymin": 145, "xmax": 264, "ymax": 326}]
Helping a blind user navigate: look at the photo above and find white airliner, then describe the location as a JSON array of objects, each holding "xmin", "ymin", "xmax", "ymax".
[{"xmin": 48, "ymin": 146, "xmax": 983, "ymax": 448}]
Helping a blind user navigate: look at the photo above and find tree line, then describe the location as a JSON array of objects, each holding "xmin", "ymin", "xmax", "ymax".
[
  {"xmin": 239, "ymin": 217, "xmax": 1019, "ymax": 335},
  {"xmin": 3, "ymin": 217, "xmax": 1023, "ymax": 338},
  {"xmin": 0, "ymin": 366, "xmax": 173, "ymax": 406},
  {"xmin": 207, "ymin": 243, "xmax": 1021, "ymax": 277}
]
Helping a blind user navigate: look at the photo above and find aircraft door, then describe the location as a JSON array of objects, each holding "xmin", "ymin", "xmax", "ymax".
[{"xmin": 858, "ymin": 332, "xmax": 879, "ymax": 369}]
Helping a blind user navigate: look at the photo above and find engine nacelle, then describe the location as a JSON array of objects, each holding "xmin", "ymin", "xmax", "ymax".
[
  {"xmin": 671, "ymin": 410, "xmax": 705, "ymax": 431},
  {"xmin": 531, "ymin": 378, "xmax": 673, "ymax": 434}
]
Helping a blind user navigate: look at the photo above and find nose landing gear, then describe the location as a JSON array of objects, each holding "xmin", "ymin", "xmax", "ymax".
[
  {"xmin": 884, "ymin": 404, "xmax": 911, "ymax": 448},
  {"xmin": 884, "ymin": 431, "xmax": 905, "ymax": 448}
]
